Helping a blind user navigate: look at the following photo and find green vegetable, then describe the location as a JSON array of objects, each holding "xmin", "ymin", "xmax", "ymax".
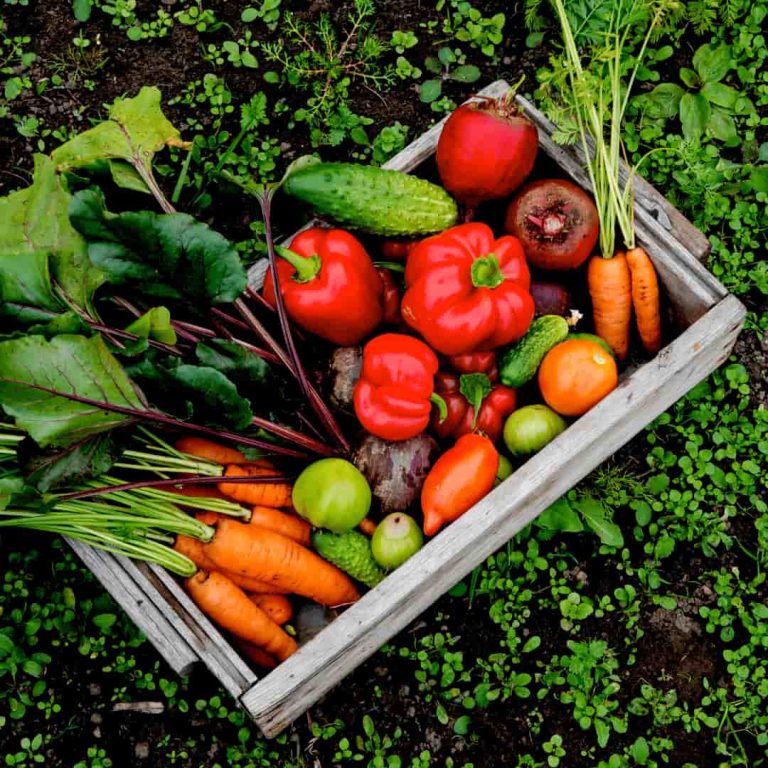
[
  {"xmin": 567, "ymin": 332, "xmax": 615, "ymax": 357},
  {"xmin": 283, "ymin": 161, "xmax": 458, "ymax": 236},
  {"xmin": 503, "ymin": 404, "xmax": 567, "ymax": 457},
  {"xmin": 312, "ymin": 529, "xmax": 386, "ymax": 588},
  {"xmin": 293, "ymin": 458, "xmax": 371, "ymax": 532},
  {"xmin": 494, "ymin": 454, "xmax": 513, "ymax": 487},
  {"xmin": 499, "ymin": 315, "xmax": 570, "ymax": 388}
]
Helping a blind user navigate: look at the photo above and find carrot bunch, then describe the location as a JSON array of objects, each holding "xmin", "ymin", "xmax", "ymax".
[{"xmin": 171, "ymin": 437, "xmax": 359, "ymax": 669}]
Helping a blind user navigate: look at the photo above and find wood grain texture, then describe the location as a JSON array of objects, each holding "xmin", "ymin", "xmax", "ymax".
[
  {"xmin": 241, "ymin": 294, "xmax": 745, "ymax": 736},
  {"xmin": 66, "ymin": 539, "xmax": 198, "ymax": 676}
]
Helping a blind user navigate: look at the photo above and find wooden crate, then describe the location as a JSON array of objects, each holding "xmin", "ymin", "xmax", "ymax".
[{"xmin": 68, "ymin": 80, "xmax": 746, "ymax": 737}]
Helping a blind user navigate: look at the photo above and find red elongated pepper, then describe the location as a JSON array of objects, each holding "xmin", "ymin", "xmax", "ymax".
[
  {"xmin": 353, "ymin": 333, "xmax": 444, "ymax": 442},
  {"xmin": 431, "ymin": 372, "xmax": 516, "ymax": 443},
  {"xmin": 263, "ymin": 228, "xmax": 383, "ymax": 346},
  {"xmin": 401, "ymin": 223, "xmax": 534, "ymax": 355}
]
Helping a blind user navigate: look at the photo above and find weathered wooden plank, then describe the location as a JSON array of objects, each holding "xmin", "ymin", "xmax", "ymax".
[
  {"xmin": 240, "ymin": 294, "xmax": 745, "ymax": 736},
  {"xmin": 138, "ymin": 563, "xmax": 258, "ymax": 699},
  {"xmin": 67, "ymin": 539, "xmax": 198, "ymax": 676}
]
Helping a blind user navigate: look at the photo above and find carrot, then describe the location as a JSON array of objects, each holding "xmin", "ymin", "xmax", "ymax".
[
  {"xmin": 175, "ymin": 436, "xmax": 247, "ymax": 465},
  {"xmin": 249, "ymin": 594, "xmax": 293, "ymax": 625},
  {"xmin": 218, "ymin": 464, "xmax": 292, "ymax": 508},
  {"xmin": 358, "ymin": 517, "xmax": 377, "ymax": 537},
  {"xmin": 249, "ymin": 506, "xmax": 311, "ymax": 546},
  {"xmin": 204, "ymin": 519, "xmax": 360, "ymax": 607},
  {"xmin": 173, "ymin": 484, "xmax": 227, "ymax": 500},
  {"xmin": 173, "ymin": 535, "xmax": 289, "ymax": 594},
  {"xmin": 234, "ymin": 640, "xmax": 278, "ymax": 670},
  {"xmin": 587, "ymin": 252, "xmax": 632, "ymax": 360},
  {"xmin": 626, "ymin": 246, "xmax": 662, "ymax": 355},
  {"xmin": 185, "ymin": 571, "xmax": 297, "ymax": 661}
]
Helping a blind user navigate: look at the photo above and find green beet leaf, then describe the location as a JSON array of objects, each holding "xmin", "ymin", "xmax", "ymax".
[
  {"xmin": 0, "ymin": 155, "xmax": 103, "ymax": 316},
  {"xmin": 125, "ymin": 307, "xmax": 178, "ymax": 346},
  {"xmin": 51, "ymin": 87, "xmax": 188, "ymax": 178},
  {"xmin": 0, "ymin": 334, "xmax": 147, "ymax": 448},
  {"xmin": 20, "ymin": 433, "xmax": 121, "ymax": 492},
  {"xmin": 194, "ymin": 339, "xmax": 270, "ymax": 387},
  {"xmin": 126, "ymin": 355, "xmax": 253, "ymax": 431},
  {"xmin": 69, "ymin": 188, "xmax": 247, "ymax": 305}
]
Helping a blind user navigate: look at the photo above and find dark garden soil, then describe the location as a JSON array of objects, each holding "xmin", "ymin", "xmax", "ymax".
[{"xmin": 1, "ymin": 1, "xmax": 767, "ymax": 767}]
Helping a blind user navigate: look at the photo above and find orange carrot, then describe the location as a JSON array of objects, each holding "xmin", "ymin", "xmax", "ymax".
[
  {"xmin": 175, "ymin": 436, "xmax": 247, "ymax": 465},
  {"xmin": 204, "ymin": 519, "xmax": 360, "ymax": 607},
  {"xmin": 587, "ymin": 252, "xmax": 632, "ymax": 360},
  {"xmin": 185, "ymin": 571, "xmax": 297, "ymax": 661},
  {"xmin": 358, "ymin": 517, "xmax": 377, "ymax": 537},
  {"xmin": 626, "ymin": 246, "xmax": 662, "ymax": 355},
  {"xmin": 234, "ymin": 640, "xmax": 278, "ymax": 670},
  {"xmin": 249, "ymin": 594, "xmax": 293, "ymax": 625},
  {"xmin": 173, "ymin": 483, "xmax": 227, "ymax": 500},
  {"xmin": 173, "ymin": 535, "xmax": 289, "ymax": 594},
  {"xmin": 249, "ymin": 506, "xmax": 311, "ymax": 546},
  {"xmin": 218, "ymin": 464, "xmax": 292, "ymax": 508}
]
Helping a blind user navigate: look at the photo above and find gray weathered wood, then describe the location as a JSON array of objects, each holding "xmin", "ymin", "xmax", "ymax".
[
  {"xmin": 67, "ymin": 539, "xmax": 198, "ymax": 676},
  {"xmin": 240, "ymin": 293, "xmax": 745, "ymax": 736}
]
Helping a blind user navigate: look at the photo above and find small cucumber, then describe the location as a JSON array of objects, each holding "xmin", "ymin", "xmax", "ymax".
[
  {"xmin": 312, "ymin": 530, "xmax": 386, "ymax": 588},
  {"xmin": 499, "ymin": 315, "xmax": 570, "ymax": 388},
  {"xmin": 283, "ymin": 162, "xmax": 458, "ymax": 236},
  {"xmin": 568, "ymin": 332, "xmax": 615, "ymax": 357}
]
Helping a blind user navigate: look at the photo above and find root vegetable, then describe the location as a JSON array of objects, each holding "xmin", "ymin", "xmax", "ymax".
[{"xmin": 530, "ymin": 281, "xmax": 572, "ymax": 317}]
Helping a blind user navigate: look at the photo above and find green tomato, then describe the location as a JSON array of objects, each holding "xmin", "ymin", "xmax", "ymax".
[
  {"xmin": 494, "ymin": 454, "xmax": 513, "ymax": 487},
  {"xmin": 292, "ymin": 458, "xmax": 371, "ymax": 532},
  {"xmin": 503, "ymin": 404, "xmax": 567, "ymax": 457},
  {"xmin": 371, "ymin": 513, "xmax": 423, "ymax": 570}
]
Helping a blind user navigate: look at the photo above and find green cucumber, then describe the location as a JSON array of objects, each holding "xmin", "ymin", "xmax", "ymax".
[
  {"xmin": 312, "ymin": 529, "xmax": 386, "ymax": 588},
  {"xmin": 283, "ymin": 162, "xmax": 458, "ymax": 236},
  {"xmin": 568, "ymin": 333, "xmax": 615, "ymax": 357},
  {"xmin": 499, "ymin": 315, "xmax": 570, "ymax": 388}
]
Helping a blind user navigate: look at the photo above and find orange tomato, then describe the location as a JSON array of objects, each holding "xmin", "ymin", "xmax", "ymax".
[{"xmin": 538, "ymin": 339, "xmax": 618, "ymax": 416}]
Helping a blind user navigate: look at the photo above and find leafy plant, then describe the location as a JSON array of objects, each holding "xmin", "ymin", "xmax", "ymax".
[
  {"xmin": 634, "ymin": 41, "xmax": 754, "ymax": 144},
  {"xmin": 438, "ymin": 0, "xmax": 505, "ymax": 58},
  {"xmin": 419, "ymin": 47, "xmax": 480, "ymax": 109}
]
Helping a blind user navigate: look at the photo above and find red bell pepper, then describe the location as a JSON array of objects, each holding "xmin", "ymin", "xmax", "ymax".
[
  {"xmin": 263, "ymin": 228, "xmax": 383, "ymax": 346},
  {"xmin": 401, "ymin": 223, "xmax": 534, "ymax": 355},
  {"xmin": 353, "ymin": 333, "xmax": 445, "ymax": 442},
  {"xmin": 447, "ymin": 350, "xmax": 498, "ymax": 377},
  {"xmin": 431, "ymin": 372, "xmax": 516, "ymax": 443},
  {"xmin": 376, "ymin": 268, "xmax": 401, "ymax": 326}
]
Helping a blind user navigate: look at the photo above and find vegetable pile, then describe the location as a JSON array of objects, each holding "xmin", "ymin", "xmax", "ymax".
[{"xmin": 0, "ymin": 60, "xmax": 664, "ymax": 672}]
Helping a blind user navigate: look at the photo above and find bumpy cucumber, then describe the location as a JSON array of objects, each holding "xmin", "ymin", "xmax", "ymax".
[
  {"xmin": 283, "ymin": 162, "xmax": 458, "ymax": 236},
  {"xmin": 312, "ymin": 529, "xmax": 386, "ymax": 588},
  {"xmin": 567, "ymin": 332, "xmax": 615, "ymax": 357},
  {"xmin": 499, "ymin": 315, "xmax": 570, "ymax": 388}
]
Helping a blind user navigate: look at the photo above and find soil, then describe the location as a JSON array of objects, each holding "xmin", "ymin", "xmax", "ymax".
[{"xmin": 1, "ymin": 1, "xmax": 767, "ymax": 767}]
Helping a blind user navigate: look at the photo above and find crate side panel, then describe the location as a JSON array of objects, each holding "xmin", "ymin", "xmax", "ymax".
[{"xmin": 241, "ymin": 294, "xmax": 745, "ymax": 736}]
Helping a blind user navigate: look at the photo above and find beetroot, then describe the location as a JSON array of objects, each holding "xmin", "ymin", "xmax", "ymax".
[
  {"xmin": 505, "ymin": 179, "xmax": 599, "ymax": 271},
  {"xmin": 530, "ymin": 281, "xmax": 572, "ymax": 316},
  {"xmin": 436, "ymin": 96, "xmax": 538, "ymax": 209}
]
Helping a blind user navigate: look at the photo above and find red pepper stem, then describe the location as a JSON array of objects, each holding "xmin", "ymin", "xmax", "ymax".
[
  {"xmin": 459, "ymin": 373, "xmax": 492, "ymax": 430},
  {"xmin": 470, "ymin": 254, "xmax": 505, "ymax": 289},
  {"xmin": 275, "ymin": 245, "xmax": 322, "ymax": 283},
  {"xmin": 429, "ymin": 392, "xmax": 448, "ymax": 423}
]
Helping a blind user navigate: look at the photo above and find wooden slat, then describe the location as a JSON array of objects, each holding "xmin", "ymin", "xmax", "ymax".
[
  {"xmin": 67, "ymin": 540, "xmax": 198, "ymax": 676},
  {"xmin": 241, "ymin": 293, "xmax": 745, "ymax": 736}
]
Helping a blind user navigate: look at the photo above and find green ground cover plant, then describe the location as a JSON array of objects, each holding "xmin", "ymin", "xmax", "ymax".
[{"xmin": 0, "ymin": 0, "xmax": 765, "ymax": 765}]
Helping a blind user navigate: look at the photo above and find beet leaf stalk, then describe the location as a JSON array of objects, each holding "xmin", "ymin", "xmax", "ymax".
[{"xmin": 256, "ymin": 187, "xmax": 350, "ymax": 453}]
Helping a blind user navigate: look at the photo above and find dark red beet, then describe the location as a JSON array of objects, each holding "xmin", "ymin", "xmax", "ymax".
[
  {"xmin": 436, "ymin": 95, "xmax": 539, "ymax": 208},
  {"xmin": 505, "ymin": 179, "xmax": 599, "ymax": 271},
  {"xmin": 530, "ymin": 281, "xmax": 572, "ymax": 316}
]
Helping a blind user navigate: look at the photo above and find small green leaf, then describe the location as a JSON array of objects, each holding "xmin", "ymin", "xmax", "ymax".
[
  {"xmin": 700, "ymin": 82, "xmax": 739, "ymax": 109},
  {"xmin": 526, "ymin": 31, "xmax": 544, "ymax": 47},
  {"xmin": 679, "ymin": 68, "xmax": 700, "ymax": 89},
  {"xmin": 638, "ymin": 83, "xmax": 684, "ymax": 118},
  {"xmin": 241, "ymin": 7, "xmax": 258, "ymax": 22},
  {"xmin": 72, "ymin": 0, "xmax": 92, "ymax": 22},
  {"xmin": 419, "ymin": 79, "xmax": 442, "ymax": 103},
  {"xmin": 453, "ymin": 715, "xmax": 471, "ymax": 735},
  {"xmin": 451, "ymin": 65, "xmax": 481, "ymax": 83},
  {"xmin": 693, "ymin": 42, "xmax": 732, "ymax": 83},
  {"xmin": 93, "ymin": 613, "xmax": 117, "ymax": 631},
  {"xmin": 631, "ymin": 737, "xmax": 649, "ymax": 764},
  {"xmin": 437, "ymin": 47, "xmax": 455, "ymax": 66},
  {"xmin": 435, "ymin": 703, "xmax": 449, "ymax": 725},
  {"xmin": 707, "ymin": 107, "xmax": 739, "ymax": 145},
  {"xmin": 125, "ymin": 306, "xmax": 178, "ymax": 345},
  {"xmin": 575, "ymin": 497, "xmax": 624, "ymax": 548},
  {"xmin": 748, "ymin": 167, "xmax": 768, "ymax": 193},
  {"xmin": 108, "ymin": 160, "xmax": 151, "ymax": 194},
  {"xmin": 536, "ymin": 497, "xmax": 584, "ymax": 533},
  {"xmin": 680, "ymin": 92, "xmax": 711, "ymax": 140}
]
